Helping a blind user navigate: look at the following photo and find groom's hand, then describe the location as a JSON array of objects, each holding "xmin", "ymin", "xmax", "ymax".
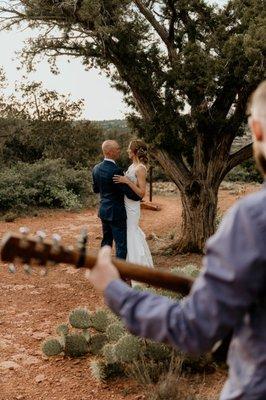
[{"xmin": 85, "ymin": 246, "xmax": 120, "ymax": 292}]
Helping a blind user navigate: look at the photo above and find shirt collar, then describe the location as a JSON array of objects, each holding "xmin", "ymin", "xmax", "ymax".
[{"xmin": 104, "ymin": 158, "xmax": 116, "ymax": 164}]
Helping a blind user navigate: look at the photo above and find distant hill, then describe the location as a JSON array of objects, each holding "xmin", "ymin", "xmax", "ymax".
[{"xmin": 93, "ymin": 119, "xmax": 129, "ymax": 133}]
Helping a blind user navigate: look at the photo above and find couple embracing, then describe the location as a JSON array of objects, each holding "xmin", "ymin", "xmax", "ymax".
[{"xmin": 92, "ymin": 139, "xmax": 153, "ymax": 269}]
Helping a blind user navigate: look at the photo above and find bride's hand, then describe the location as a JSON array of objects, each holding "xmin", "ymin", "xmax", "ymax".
[{"xmin": 113, "ymin": 174, "xmax": 130, "ymax": 184}]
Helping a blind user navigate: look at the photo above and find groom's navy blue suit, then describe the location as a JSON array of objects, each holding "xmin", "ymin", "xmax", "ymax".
[{"xmin": 92, "ymin": 160, "xmax": 141, "ymax": 259}]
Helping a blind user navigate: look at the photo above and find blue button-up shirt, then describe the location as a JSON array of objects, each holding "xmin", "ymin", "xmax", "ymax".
[{"xmin": 104, "ymin": 183, "xmax": 266, "ymax": 400}]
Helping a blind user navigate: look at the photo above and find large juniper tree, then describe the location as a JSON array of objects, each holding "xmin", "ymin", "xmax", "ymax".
[{"xmin": 1, "ymin": 0, "xmax": 265, "ymax": 252}]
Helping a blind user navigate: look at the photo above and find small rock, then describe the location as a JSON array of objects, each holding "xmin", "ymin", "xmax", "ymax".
[
  {"xmin": 0, "ymin": 361, "xmax": 20, "ymax": 370},
  {"xmin": 0, "ymin": 339, "xmax": 8, "ymax": 350},
  {"xmin": 22, "ymin": 355, "xmax": 40, "ymax": 366},
  {"xmin": 32, "ymin": 332, "xmax": 47, "ymax": 340},
  {"xmin": 35, "ymin": 374, "xmax": 45, "ymax": 383}
]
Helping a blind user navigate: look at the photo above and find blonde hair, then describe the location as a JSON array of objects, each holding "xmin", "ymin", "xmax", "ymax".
[{"xmin": 129, "ymin": 139, "xmax": 148, "ymax": 165}]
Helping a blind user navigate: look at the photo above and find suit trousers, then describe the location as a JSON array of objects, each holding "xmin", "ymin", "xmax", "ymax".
[{"xmin": 101, "ymin": 219, "xmax": 127, "ymax": 260}]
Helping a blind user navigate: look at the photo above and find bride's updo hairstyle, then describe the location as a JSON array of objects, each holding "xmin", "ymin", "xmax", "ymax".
[{"xmin": 129, "ymin": 139, "xmax": 149, "ymax": 165}]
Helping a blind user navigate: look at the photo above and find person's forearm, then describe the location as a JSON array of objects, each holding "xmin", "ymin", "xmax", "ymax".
[{"xmin": 126, "ymin": 180, "xmax": 145, "ymax": 198}]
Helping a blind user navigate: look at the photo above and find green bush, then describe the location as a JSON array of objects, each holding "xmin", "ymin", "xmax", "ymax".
[
  {"xmin": 226, "ymin": 160, "xmax": 263, "ymax": 183},
  {"xmin": 0, "ymin": 158, "xmax": 96, "ymax": 214}
]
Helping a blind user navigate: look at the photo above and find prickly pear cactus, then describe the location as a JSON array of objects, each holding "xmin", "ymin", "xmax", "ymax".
[
  {"xmin": 42, "ymin": 338, "xmax": 63, "ymax": 357},
  {"xmin": 69, "ymin": 308, "xmax": 90, "ymax": 329},
  {"xmin": 114, "ymin": 334, "xmax": 141, "ymax": 362},
  {"xmin": 145, "ymin": 341, "xmax": 172, "ymax": 361},
  {"xmin": 106, "ymin": 323, "xmax": 125, "ymax": 342},
  {"xmin": 101, "ymin": 343, "xmax": 117, "ymax": 364},
  {"xmin": 90, "ymin": 333, "xmax": 108, "ymax": 355},
  {"xmin": 82, "ymin": 330, "xmax": 90, "ymax": 343},
  {"xmin": 90, "ymin": 360, "xmax": 123, "ymax": 382},
  {"xmin": 56, "ymin": 324, "xmax": 69, "ymax": 337},
  {"xmin": 89, "ymin": 309, "xmax": 111, "ymax": 332},
  {"xmin": 64, "ymin": 333, "xmax": 89, "ymax": 358}
]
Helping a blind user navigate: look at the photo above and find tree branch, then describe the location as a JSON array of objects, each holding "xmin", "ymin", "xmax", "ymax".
[
  {"xmin": 133, "ymin": 0, "xmax": 178, "ymax": 64},
  {"xmin": 222, "ymin": 142, "xmax": 253, "ymax": 178},
  {"xmin": 152, "ymin": 147, "xmax": 192, "ymax": 189}
]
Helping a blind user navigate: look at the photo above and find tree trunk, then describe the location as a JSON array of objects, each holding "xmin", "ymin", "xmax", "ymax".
[{"xmin": 176, "ymin": 183, "xmax": 219, "ymax": 253}]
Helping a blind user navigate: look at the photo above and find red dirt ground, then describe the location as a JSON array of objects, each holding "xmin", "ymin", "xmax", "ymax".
[{"xmin": 0, "ymin": 183, "xmax": 260, "ymax": 400}]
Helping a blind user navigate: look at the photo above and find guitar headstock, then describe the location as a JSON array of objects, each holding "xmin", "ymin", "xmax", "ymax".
[{"xmin": 0, "ymin": 228, "xmax": 78, "ymax": 274}]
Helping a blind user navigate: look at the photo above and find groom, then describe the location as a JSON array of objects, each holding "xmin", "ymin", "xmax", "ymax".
[{"xmin": 92, "ymin": 140, "xmax": 142, "ymax": 259}]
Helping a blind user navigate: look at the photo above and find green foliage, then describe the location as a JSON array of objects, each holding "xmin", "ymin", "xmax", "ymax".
[
  {"xmin": 56, "ymin": 324, "xmax": 69, "ymax": 337},
  {"xmin": 64, "ymin": 333, "xmax": 89, "ymax": 358},
  {"xmin": 148, "ymin": 373, "xmax": 213, "ymax": 400},
  {"xmin": 69, "ymin": 308, "xmax": 90, "ymax": 329},
  {"xmin": 226, "ymin": 160, "xmax": 263, "ymax": 183},
  {"xmin": 42, "ymin": 338, "xmax": 63, "ymax": 357},
  {"xmin": 0, "ymin": 117, "xmax": 103, "ymax": 169},
  {"xmin": 89, "ymin": 309, "xmax": 113, "ymax": 332},
  {"xmin": 101, "ymin": 343, "xmax": 117, "ymax": 364},
  {"xmin": 114, "ymin": 334, "xmax": 141, "ymax": 363},
  {"xmin": 144, "ymin": 341, "xmax": 172, "ymax": 362},
  {"xmin": 42, "ymin": 304, "xmax": 215, "ymax": 384},
  {"xmin": 90, "ymin": 360, "xmax": 124, "ymax": 382},
  {"xmin": 106, "ymin": 323, "xmax": 126, "ymax": 342},
  {"xmin": 0, "ymin": 159, "xmax": 96, "ymax": 215},
  {"xmin": 90, "ymin": 333, "xmax": 108, "ymax": 355},
  {"xmin": 171, "ymin": 264, "xmax": 200, "ymax": 279},
  {"xmin": 0, "ymin": 74, "xmax": 103, "ymax": 177},
  {"xmin": 125, "ymin": 359, "xmax": 168, "ymax": 385}
]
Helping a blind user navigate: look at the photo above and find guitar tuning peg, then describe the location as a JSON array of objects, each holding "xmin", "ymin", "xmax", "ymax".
[
  {"xmin": 8, "ymin": 263, "xmax": 16, "ymax": 274},
  {"xmin": 36, "ymin": 230, "xmax": 46, "ymax": 242},
  {"xmin": 52, "ymin": 233, "xmax": 61, "ymax": 244},
  {"xmin": 35, "ymin": 230, "xmax": 46, "ymax": 252},
  {"xmin": 19, "ymin": 226, "xmax": 30, "ymax": 236},
  {"xmin": 19, "ymin": 226, "xmax": 30, "ymax": 249},
  {"xmin": 51, "ymin": 233, "xmax": 61, "ymax": 255},
  {"xmin": 23, "ymin": 264, "xmax": 33, "ymax": 275}
]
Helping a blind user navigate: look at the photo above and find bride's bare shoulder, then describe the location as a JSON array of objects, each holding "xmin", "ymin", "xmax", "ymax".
[{"xmin": 135, "ymin": 164, "xmax": 147, "ymax": 174}]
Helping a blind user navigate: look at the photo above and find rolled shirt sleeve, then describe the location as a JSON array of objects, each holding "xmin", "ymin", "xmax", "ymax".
[{"xmin": 104, "ymin": 200, "xmax": 265, "ymax": 355}]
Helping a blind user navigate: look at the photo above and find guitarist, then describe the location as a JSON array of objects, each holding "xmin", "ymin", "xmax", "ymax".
[{"xmin": 87, "ymin": 82, "xmax": 266, "ymax": 400}]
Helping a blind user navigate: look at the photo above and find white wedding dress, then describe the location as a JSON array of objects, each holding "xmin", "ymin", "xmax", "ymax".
[{"xmin": 125, "ymin": 164, "xmax": 154, "ymax": 268}]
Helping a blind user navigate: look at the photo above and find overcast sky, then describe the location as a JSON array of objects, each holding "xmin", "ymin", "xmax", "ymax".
[{"xmin": 0, "ymin": 0, "xmax": 227, "ymax": 120}]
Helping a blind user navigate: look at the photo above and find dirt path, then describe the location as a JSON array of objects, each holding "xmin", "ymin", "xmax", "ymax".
[{"xmin": 0, "ymin": 184, "xmax": 260, "ymax": 400}]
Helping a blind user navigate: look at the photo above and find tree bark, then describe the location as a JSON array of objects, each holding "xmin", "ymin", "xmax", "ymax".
[{"xmin": 176, "ymin": 183, "xmax": 219, "ymax": 253}]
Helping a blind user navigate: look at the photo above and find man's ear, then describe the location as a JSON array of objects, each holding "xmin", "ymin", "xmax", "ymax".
[{"xmin": 251, "ymin": 120, "xmax": 264, "ymax": 141}]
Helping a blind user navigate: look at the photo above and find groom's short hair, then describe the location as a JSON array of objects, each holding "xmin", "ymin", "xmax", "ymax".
[{"xmin": 102, "ymin": 140, "xmax": 120, "ymax": 157}]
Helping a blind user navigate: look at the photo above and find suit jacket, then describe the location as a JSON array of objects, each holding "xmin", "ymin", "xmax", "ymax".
[{"xmin": 92, "ymin": 160, "xmax": 142, "ymax": 222}]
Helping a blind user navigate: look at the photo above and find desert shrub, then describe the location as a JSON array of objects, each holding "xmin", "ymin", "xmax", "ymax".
[
  {"xmin": 148, "ymin": 373, "xmax": 217, "ymax": 400},
  {"xmin": 0, "ymin": 158, "xmax": 96, "ymax": 214},
  {"xmin": 226, "ymin": 160, "xmax": 263, "ymax": 183},
  {"xmin": 0, "ymin": 117, "xmax": 103, "ymax": 169}
]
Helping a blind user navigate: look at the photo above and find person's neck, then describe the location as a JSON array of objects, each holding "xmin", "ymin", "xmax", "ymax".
[
  {"xmin": 132, "ymin": 157, "xmax": 139, "ymax": 165},
  {"xmin": 104, "ymin": 157, "xmax": 116, "ymax": 162}
]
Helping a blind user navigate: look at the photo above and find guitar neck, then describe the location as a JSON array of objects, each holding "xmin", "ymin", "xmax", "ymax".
[
  {"xmin": 70, "ymin": 250, "xmax": 193, "ymax": 295},
  {"xmin": 0, "ymin": 232, "xmax": 193, "ymax": 296}
]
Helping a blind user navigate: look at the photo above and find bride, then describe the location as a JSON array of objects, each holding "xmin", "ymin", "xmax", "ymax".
[{"xmin": 113, "ymin": 139, "xmax": 154, "ymax": 269}]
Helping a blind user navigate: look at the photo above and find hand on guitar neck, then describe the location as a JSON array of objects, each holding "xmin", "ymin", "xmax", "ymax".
[{"xmin": 85, "ymin": 246, "xmax": 120, "ymax": 292}]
